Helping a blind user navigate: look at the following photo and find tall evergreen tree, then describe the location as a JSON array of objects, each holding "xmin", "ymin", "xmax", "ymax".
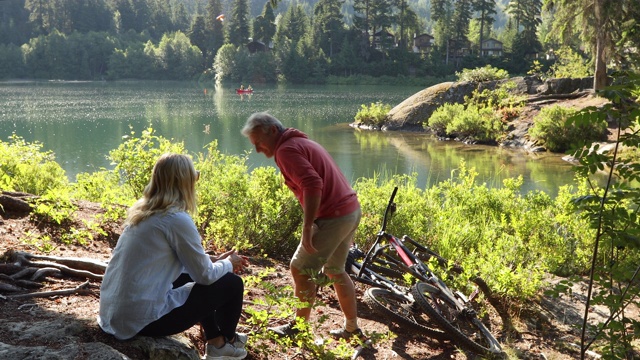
[
  {"xmin": 275, "ymin": 4, "xmax": 308, "ymax": 44},
  {"xmin": 431, "ymin": 0, "xmax": 453, "ymax": 49},
  {"xmin": 253, "ymin": 1, "xmax": 276, "ymax": 45},
  {"xmin": 0, "ymin": 0, "xmax": 31, "ymax": 45},
  {"xmin": 505, "ymin": 0, "xmax": 524, "ymax": 30},
  {"xmin": 543, "ymin": 0, "xmax": 636, "ymax": 90},
  {"xmin": 472, "ymin": 0, "xmax": 497, "ymax": 56},
  {"xmin": 396, "ymin": 5, "xmax": 420, "ymax": 50},
  {"xmin": 352, "ymin": 0, "xmax": 372, "ymax": 46},
  {"xmin": 172, "ymin": 2, "xmax": 190, "ymax": 32},
  {"xmin": 24, "ymin": 0, "xmax": 53, "ymax": 36},
  {"xmin": 205, "ymin": 0, "xmax": 224, "ymax": 62},
  {"xmin": 131, "ymin": 0, "xmax": 152, "ymax": 33},
  {"xmin": 189, "ymin": 15, "xmax": 207, "ymax": 57},
  {"xmin": 313, "ymin": 0, "xmax": 344, "ymax": 58},
  {"xmin": 505, "ymin": 0, "xmax": 542, "ymax": 60},
  {"xmin": 369, "ymin": 0, "xmax": 393, "ymax": 36},
  {"xmin": 451, "ymin": 0, "xmax": 472, "ymax": 43},
  {"xmin": 227, "ymin": 0, "xmax": 250, "ymax": 46},
  {"xmin": 113, "ymin": 0, "xmax": 137, "ymax": 33}
]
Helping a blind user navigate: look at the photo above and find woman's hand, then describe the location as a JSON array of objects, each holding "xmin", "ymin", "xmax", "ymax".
[
  {"xmin": 228, "ymin": 251, "xmax": 249, "ymax": 273},
  {"xmin": 212, "ymin": 249, "xmax": 249, "ymax": 273}
]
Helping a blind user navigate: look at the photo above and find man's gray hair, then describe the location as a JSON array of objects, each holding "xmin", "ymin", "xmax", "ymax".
[{"xmin": 241, "ymin": 112, "xmax": 286, "ymax": 137}]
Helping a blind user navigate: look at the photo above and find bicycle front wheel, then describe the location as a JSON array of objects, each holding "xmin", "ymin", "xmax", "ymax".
[
  {"xmin": 363, "ymin": 287, "xmax": 448, "ymax": 340},
  {"xmin": 412, "ymin": 282, "xmax": 503, "ymax": 356}
]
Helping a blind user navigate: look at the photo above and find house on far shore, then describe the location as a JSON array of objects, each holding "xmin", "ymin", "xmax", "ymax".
[
  {"xmin": 372, "ymin": 30, "xmax": 396, "ymax": 50},
  {"xmin": 413, "ymin": 33, "xmax": 434, "ymax": 54},
  {"xmin": 246, "ymin": 39, "xmax": 268, "ymax": 53},
  {"xmin": 480, "ymin": 38, "xmax": 503, "ymax": 57}
]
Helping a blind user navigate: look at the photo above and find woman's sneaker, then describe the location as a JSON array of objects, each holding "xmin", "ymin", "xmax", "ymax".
[
  {"xmin": 204, "ymin": 342, "xmax": 247, "ymax": 360},
  {"xmin": 230, "ymin": 332, "xmax": 248, "ymax": 349}
]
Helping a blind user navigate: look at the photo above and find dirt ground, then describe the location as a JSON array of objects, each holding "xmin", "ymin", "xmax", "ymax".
[{"xmin": 2, "ymin": 197, "xmax": 637, "ymax": 360}]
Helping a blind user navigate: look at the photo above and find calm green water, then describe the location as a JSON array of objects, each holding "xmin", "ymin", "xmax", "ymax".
[{"xmin": 0, "ymin": 81, "xmax": 576, "ymax": 196}]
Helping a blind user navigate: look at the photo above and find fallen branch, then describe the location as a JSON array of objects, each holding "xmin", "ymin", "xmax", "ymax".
[
  {"xmin": 0, "ymin": 282, "xmax": 24, "ymax": 292},
  {"xmin": 13, "ymin": 251, "xmax": 107, "ymax": 275},
  {"xmin": 30, "ymin": 267, "xmax": 63, "ymax": 281},
  {"xmin": 10, "ymin": 267, "xmax": 37, "ymax": 280},
  {"xmin": 7, "ymin": 280, "xmax": 91, "ymax": 299},
  {"xmin": 15, "ymin": 255, "xmax": 103, "ymax": 281}
]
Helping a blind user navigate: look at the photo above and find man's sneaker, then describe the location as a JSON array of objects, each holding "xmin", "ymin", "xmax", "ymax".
[
  {"xmin": 230, "ymin": 332, "xmax": 248, "ymax": 349},
  {"xmin": 204, "ymin": 342, "xmax": 247, "ymax": 360},
  {"xmin": 329, "ymin": 328, "xmax": 364, "ymax": 340},
  {"xmin": 268, "ymin": 322, "xmax": 300, "ymax": 337}
]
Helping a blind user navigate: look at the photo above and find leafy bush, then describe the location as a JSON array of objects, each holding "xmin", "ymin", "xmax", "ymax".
[
  {"xmin": 529, "ymin": 105, "xmax": 608, "ymax": 152},
  {"xmin": 425, "ymin": 103, "xmax": 503, "ymax": 142},
  {"xmin": 2, "ymin": 132, "xmax": 607, "ymax": 304},
  {"xmin": 424, "ymin": 103, "xmax": 464, "ymax": 135},
  {"xmin": 455, "ymin": 65, "xmax": 509, "ymax": 82},
  {"xmin": 0, "ymin": 134, "xmax": 68, "ymax": 195},
  {"xmin": 549, "ymin": 46, "xmax": 592, "ymax": 79},
  {"xmin": 446, "ymin": 105, "xmax": 504, "ymax": 142},
  {"xmin": 194, "ymin": 142, "xmax": 302, "ymax": 255},
  {"xmin": 353, "ymin": 101, "xmax": 392, "ymax": 127},
  {"xmin": 352, "ymin": 165, "xmax": 590, "ymax": 300},
  {"xmin": 465, "ymin": 81, "xmax": 526, "ymax": 111},
  {"xmin": 108, "ymin": 126, "xmax": 186, "ymax": 199}
]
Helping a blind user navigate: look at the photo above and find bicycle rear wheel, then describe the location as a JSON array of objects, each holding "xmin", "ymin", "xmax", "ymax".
[
  {"xmin": 363, "ymin": 287, "xmax": 448, "ymax": 340},
  {"xmin": 411, "ymin": 282, "xmax": 503, "ymax": 356}
]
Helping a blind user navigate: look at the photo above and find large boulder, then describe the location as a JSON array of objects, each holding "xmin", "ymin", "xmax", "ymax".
[
  {"xmin": 380, "ymin": 76, "xmax": 591, "ymax": 131},
  {"xmin": 382, "ymin": 76, "xmax": 542, "ymax": 130},
  {"xmin": 536, "ymin": 77, "xmax": 593, "ymax": 95}
]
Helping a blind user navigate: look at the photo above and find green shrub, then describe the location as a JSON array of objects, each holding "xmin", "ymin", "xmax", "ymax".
[
  {"xmin": 425, "ymin": 103, "xmax": 464, "ymax": 135},
  {"xmin": 108, "ymin": 126, "xmax": 186, "ymax": 199},
  {"xmin": 194, "ymin": 142, "xmax": 302, "ymax": 256},
  {"xmin": 455, "ymin": 65, "xmax": 509, "ymax": 82},
  {"xmin": 2, "ymin": 133, "xmax": 608, "ymax": 303},
  {"xmin": 353, "ymin": 101, "xmax": 392, "ymax": 127},
  {"xmin": 0, "ymin": 134, "xmax": 68, "ymax": 195},
  {"xmin": 446, "ymin": 105, "xmax": 504, "ymax": 142},
  {"xmin": 465, "ymin": 81, "xmax": 526, "ymax": 110},
  {"xmin": 425, "ymin": 103, "xmax": 503, "ymax": 142},
  {"xmin": 549, "ymin": 46, "xmax": 592, "ymax": 79},
  {"xmin": 529, "ymin": 105, "xmax": 608, "ymax": 152}
]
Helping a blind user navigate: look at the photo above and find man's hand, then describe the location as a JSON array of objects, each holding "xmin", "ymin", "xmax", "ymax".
[{"xmin": 302, "ymin": 223, "xmax": 319, "ymax": 254}]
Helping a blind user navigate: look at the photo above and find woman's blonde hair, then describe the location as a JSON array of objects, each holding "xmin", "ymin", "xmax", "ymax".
[{"xmin": 125, "ymin": 153, "xmax": 198, "ymax": 226}]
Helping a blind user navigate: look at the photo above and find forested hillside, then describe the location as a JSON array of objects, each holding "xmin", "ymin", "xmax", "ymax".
[{"xmin": 0, "ymin": 0, "xmax": 637, "ymax": 85}]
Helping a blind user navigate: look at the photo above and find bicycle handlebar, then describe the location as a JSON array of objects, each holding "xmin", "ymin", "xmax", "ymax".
[{"xmin": 380, "ymin": 186, "xmax": 398, "ymax": 232}]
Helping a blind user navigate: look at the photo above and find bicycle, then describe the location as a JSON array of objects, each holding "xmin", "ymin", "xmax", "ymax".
[
  {"xmin": 348, "ymin": 186, "xmax": 504, "ymax": 357},
  {"xmin": 345, "ymin": 244, "xmax": 449, "ymax": 340}
]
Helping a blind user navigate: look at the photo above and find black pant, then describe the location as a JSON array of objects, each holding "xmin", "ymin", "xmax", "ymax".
[{"xmin": 138, "ymin": 272, "xmax": 244, "ymax": 341}]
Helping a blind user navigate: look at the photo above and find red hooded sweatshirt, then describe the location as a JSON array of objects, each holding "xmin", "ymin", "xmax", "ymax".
[{"xmin": 274, "ymin": 128, "xmax": 360, "ymax": 219}]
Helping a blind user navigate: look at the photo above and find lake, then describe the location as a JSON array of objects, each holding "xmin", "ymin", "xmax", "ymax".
[{"xmin": 0, "ymin": 81, "xmax": 577, "ymax": 196}]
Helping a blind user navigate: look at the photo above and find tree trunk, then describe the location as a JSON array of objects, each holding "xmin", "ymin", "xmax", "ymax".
[{"xmin": 593, "ymin": 0, "xmax": 607, "ymax": 90}]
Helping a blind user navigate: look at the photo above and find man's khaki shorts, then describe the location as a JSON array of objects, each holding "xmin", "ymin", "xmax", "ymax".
[{"xmin": 290, "ymin": 207, "xmax": 362, "ymax": 275}]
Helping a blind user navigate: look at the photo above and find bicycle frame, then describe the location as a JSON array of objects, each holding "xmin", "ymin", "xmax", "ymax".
[{"xmin": 357, "ymin": 186, "xmax": 503, "ymax": 355}]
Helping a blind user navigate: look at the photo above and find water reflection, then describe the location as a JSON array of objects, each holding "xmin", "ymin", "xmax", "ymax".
[{"xmin": 0, "ymin": 81, "xmax": 577, "ymax": 196}]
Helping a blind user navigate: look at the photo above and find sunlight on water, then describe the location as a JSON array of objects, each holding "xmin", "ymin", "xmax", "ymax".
[{"xmin": 0, "ymin": 81, "xmax": 577, "ymax": 196}]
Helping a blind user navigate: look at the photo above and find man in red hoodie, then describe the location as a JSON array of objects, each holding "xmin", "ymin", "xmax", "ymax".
[{"xmin": 241, "ymin": 112, "xmax": 363, "ymax": 339}]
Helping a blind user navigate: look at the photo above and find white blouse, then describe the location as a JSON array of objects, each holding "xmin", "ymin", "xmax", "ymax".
[{"xmin": 98, "ymin": 210, "xmax": 232, "ymax": 339}]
